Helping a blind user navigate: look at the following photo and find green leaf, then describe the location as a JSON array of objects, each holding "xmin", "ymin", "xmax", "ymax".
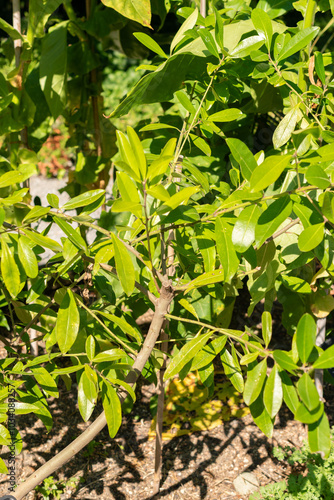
[
  {"xmin": 313, "ymin": 344, "xmax": 334, "ymax": 369},
  {"xmin": 190, "ymin": 135, "xmax": 211, "ymax": 156},
  {"xmin": 230, "ymin": 35, "xmax": 264, "ymax": 58},
  {"xmin": 215, "ymin": 217, "xmax": 239, "ymax": 281},
  {"xmin": 40, "ymin": 21, "xmax": 68, "ymax": 119},
  {"xmin": 116, "ymin": 172, "xmax": 140, "ymax": 204},
  {"xmin": 208, "ymin": 109, "xmax": 244, "ymax": 122},
  {"xmin": 273, "ymin": 106, "xmax": 299, "ymax": 149},
  {"xmin": 185, "ymin": 269, "xmax": 224, "ymax": 293},
  {"xmin": 305, "ymin": 164, "xmax": 330, "ymax": 189},
  {"xmin": 175, "ymin": 90, "xmax": 196, "ymax": 114},
  {"xmin": 240, "ymin": 352, "xmax": 259, "ymax": 365},
  {"xmin": 263, "ymin": 365, "xmax": 283, "ymax": 418},
  {"xmin": 262, "ymin": 311, "xmax": 272, "ymax": 348},
  {"xmin": 32, "ymin": 367, "xmax": 59, "ymax": 398},
  {"xmin": 157, "ymin": 186, "xmax": 200, "ymax": 214},
  {"xmin": 85, "ymin": 335, "xmax": 96, "ymax": 362},
  {"xmin": 281, "ymin": 276, "xmax": 311, "ymax": 294},
  {"xmin": 83, "ymin": 365, "xmax": 98, "ymax": 403},
  {"xmin": 93, "ymin": 348, "xmax": 127, "ymax": 363},
  {"xmin": 170, "ymin": 8, "xmax": 198, "ymax": 54},
  {"xmin": 277, "ymin": 27, "xmax": 319, "ymax": 62},
  {"xmin": 133, "ymin": 32, "xmax": 167, "ymax": 58},
  {"xmin": 102, "ymin": 381, "xmax": 122, "ymax": 438},
  {"xmin": 164, "ymin": 331, "xmax": 212, "ymax": 380},
  {"xmin": 226, "ymin": 138, "xmax": 257, "ymax": 181},
  {"xmin": 101, "ymin": 0, "xmax": 151, "ymax": 27},
  {"xmin": 243, "ymin": 359, "xmax": 267, "ymax": 406},
  {"xmin": 295, "ymin": 402, "xmax": 324, "ymax": 424},
  {"xmin": 0, "ymin": 17, "xmax": 24, "ymax": 41},
  {"xmin": 147, "ymin": 155, "xmax": 173, "ymax": 183},
  {"xmin": 116, "ymin": 130, "xmax": 142, "ymax": 180},
  {"xmin": 297, "ymin": 373, "xmax": 319, "ymax": 411},
  {"xmin": 273, "ymin": 350, "xmax": 299, "ymax": 373},
  {"xmin": 295, "ymin": 313, "xmax": 316, "ymax": 364},
  {"xmin": 53, "ymin": 216, "xmax": 87, "ymax": 251},
  {"xmin": 110, "ymin": 234, "xmax": 135, "ymax": 297},
  {"xmin": 198, "ymin": 28, "xmax": 219, "ymax": 59},
  {"xmin": 232, "ymin": 204, "xmax": 261, "ymax": 253},
  {"xmin": 55, "ymin": 290, "xmax": 80, "ymax": 353},
  {"xmin": 279, "ymin": 370, "xmax": 299, "ymax": 414},
  {"xmin": 213, "ymin": 6, "xmax": 225, "ymax": 52},
  {"xmin": 250, "ymin": 390, "xmax": 274, "ymax": 437},
  {"xmin": 314, "ymin": 52, "xmax": 326, "ymax": 86},
  {"xmin": 22, "ymin": 206, "xmax": 50, "ymax": 223},
  {"xmin": 255, "ymin": 196, "xmax": 292, "ymax": 248},
  {"xmin": 192, "ymin": 335, "xmax": 227, "ymax": 370},
  {"xmin": 18, "ymin": 236, "xmax": 38, "ymax": 279},
  {"xmin": 298, "ymin": 223, "xmax": 324, "ymax": 252},
  {"xmin": 179, "ymin": 298, "xmax": 199, "ymax": 320},
  {"xmin": 78, "ymin": 371, "xmax": 95, "ymax": 422},
  {"xmin": 250, "ymin": 154, "xmax": 291, "ymax": 192},
  {"xmin": 97, "ymin": 311, "xmax": 142, "ymax": 344},
  {"xmin": 47, "ymin": 193, "xmax": 59, "ymax": 208},
  {"xmin": 27, "ymin": 0, "xmax": 63, "ymax": 44},
  {"xmin": 1, "ymin": 239, "xmax": 20, "ymax": 298},
  {"xmin": 0, "ymin": 457, "xmax": 8, "ymax": 474},
  {"xmin": 0, "ymin": 170, "xmax": 27, "ymax": 188},
  {"xmin": 220, "ymin": 346, "xmax": 244, "ymax": 392},
  {"xmin": 251, "ymin": 8, "xmax": 273, "ymax": 50},
  {"xmin": 62, "ymin": 189, "xmax": 105, "ymax": 210},
  {"xmin": 22, "ymin": 229, "xmax": 62, "ymax": 253},
  {"xmin": 127, "ymin": 126, "xmax": 147, "ymax": 179},
  {"xmin": 308, "ymin": 413, "xmax": 331, "ymax": 458}
]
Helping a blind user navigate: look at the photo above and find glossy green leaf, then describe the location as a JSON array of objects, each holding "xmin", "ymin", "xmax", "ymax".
[
  {"xmin": 164, "ymin": 331, "xmax": 212, "ymax": 380},
  {"xmin": 133, "ymin": 32, "xmax": 167, "ymax": 58},
  {"xmin": 281, "ymin": 276, "xmax": 311, "ymax": 294},
  {"xmin": 243, "ymin": 358, "xmax": 267, "ymax": 406},
  {"xmin": 255, "ymin": 196, "xmax": 292, "ymax": 248},
  {"xmin": 85, "ymin": 335, "xmax": 96, "ymax": 362},
  {"xmin": 230, "ymin": 35, "xmax": 264, "ymax": 58},
  {"xmin": 251, "ymin": 8, "xmax": 273, "ymax": 50},
  {"xmin": 277, "ymin": 27, "xmax": 319, "ymax": 62},
  {"xmin": 297, "ymin": 373, "xmax": 319, "ymax": 411},
  {"xmin": 279, "ymin": 370, "xmax": 299, "ymax": 414},
  {"xmin": 192, "ymin": 335, "xmax": 227, "ymax": 370},
  {"xmin": 1, "ymin": 240, "xmax": 20, "ymax": 298},
  {"xmin": 127, "ymin": 126, "xmax": 147, "ymax": 178},
  {"xmin": 190, "ymin": 135, "xmax": 211, "ymax": 156},
  {"xmin": 93, "ymin": 348, "xmax": 127, "ymax": 363},
  {"xmin": 185, "ymin": 269, "xmax": 224, "ymax": 293},
  {"xmin": 273, "ymin": 106, "xmax": 299, "ymax": 149},
  {"xmin": 170, "ymin": 8, "xmax": 198, "ymax": 54},
  {"xmin": 313, "ymin": 344, "xmax": 334, "ymax": 369},
  {"xmin": 83, "ymin": 365, "xmax": 98, "ymax": 403},
  {"xmin": 240, "ymin": 352, "xmax": 259, "ymax": 365},
  {"xmin": 55, "ymin": 290, "xmax": 80, "ymax": 353},
  {"xmin": 179, "ymin": 298, "xmax": 199, "ymax": 320},
  {"xmin": 147, "ymin": 155, "xmax": 173, "ymax": 183},
  {"xmin": 102, "ymin": 381, "xmax": 122, "ymax": 438},
  {"xmin": 40, "ymin": 21, "xmax": 68, "ymax": 119},
  {"xmin": 78, "ymin": 371, "xmax": 95, "ymax": 422},
  {"xmin": 232, "ymin": 204, "xmax": 261, "ymax": 253},
  {"xmin": 32, "ymin": 367, "xmax": 59, "ymax": 398},
  {"xmin": 198, "ymin": 28, "xmax": 219, "ymax": 59},
  {"xmin": 263, "ymin": 365, "xmax": 283, "ymax": 418},
  {"xmin": 250, "ymin": 154, "xmax": 291, "ymax": 192},
  {"xmin": 116, "ymin": 130, "xmax": 141, "ymax": 179},
  {"xmin": 295, "ymin": 402, "xmax": 324, "ymax": 424},
  {"xmin": 305, "ymin": 165, "xmax": 330, "ymax": 189},
  {"xmin": 157, "ymin": 186, "xmax": 200, "ymax": 215},
  {"xmin": 22, "ymin": 228, "xmax": 62, "ymax": 253},
  {"xmin": 295, "ymin": 313, "xmax": 316, "ymax": 364},
  {"xmin": 215, "ymin": 217, "xmax": 239, "ymax": 281},
  {"xmin": 97, "ymin": 311, "xmax": 142, "ymax": 344},
  {"xmin": 220, "ymin": 346, "xmax": 244, "ymax": 393},
  {"xmin": 18, "ymin": 236, "xmax": 38, "ymax": 279},
  {"xmin": 209, "ymin": 109, "xmax": 243, "ymax": 122},
  {"xmin": 62, "ymin": 189, "xmax": 105, "ymax": 210},
  {"xmin": 308, "ymin": 413, "xmax": 331, "ymax": 458},
  {"xmin": 53, "ymin": 216, "xmax": 87, "ymax": 251},
  {"xmin": 226, "ymin": 138, "xmax": 257, "ymax": 181},
  {"xmin": 110, "ymin": 233, "xmax": 135, "ymax": 297},
  {"xmin": 262, "ymin": 311, "xmax": 272, "ymax": 347},
  {"xmin": 314, "ymin": 52, "xmax": 326, "ymax": 85},
  {"xmin": 249, "ymin": 390, "xmax": 274, "ymax": 437},
  {"xmin": 298, "ymin": 223, "xmax": 324, "ymax": 252},
  {"xmin": 117, "ymin": 171, "xmax": 140, "ymax": 204},
  {"xmin": 175, "ymin": 90, "xmax": 196, "ymax": 114},
  {"xmin": 273, "ymin": 350, "xmax": 298, "ymax": 373},
  {"xmin": 101, "ymin": 0, "xmax": 151, "ymax": 26}
]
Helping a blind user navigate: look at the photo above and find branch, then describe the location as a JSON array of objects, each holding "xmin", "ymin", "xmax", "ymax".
[{"xmin": 13, "ymin": 280, "xmax": 174, "ymax": 500}]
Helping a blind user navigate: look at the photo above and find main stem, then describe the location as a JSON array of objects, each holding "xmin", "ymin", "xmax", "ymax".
[{"xmin": 13, "ymin": 281, "xmax": 174, "ymax": 500}]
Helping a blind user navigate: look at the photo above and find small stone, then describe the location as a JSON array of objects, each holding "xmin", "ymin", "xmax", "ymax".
[{"xmin": 233, "ymin": 472, "xmax": 259, "ymax": 495}]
